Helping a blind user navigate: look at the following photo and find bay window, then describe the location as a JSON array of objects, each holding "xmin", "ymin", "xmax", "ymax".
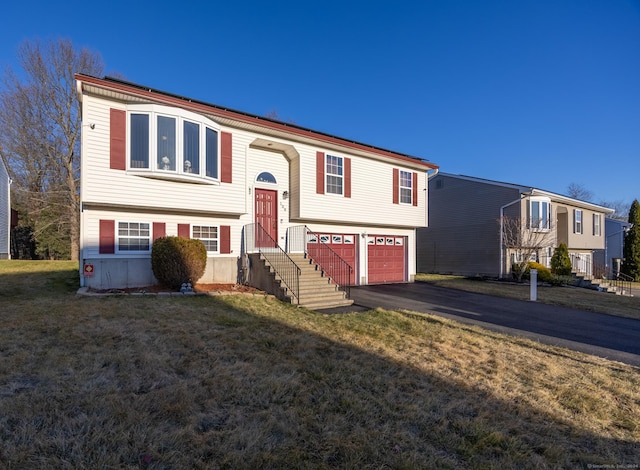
[
  {"xmin": 529, "ymin": 197, "xmax": 551, "ymax": 231},
  {"xmin": 128, "ymin": 105, "xmax": 219, "ymax": 181}
]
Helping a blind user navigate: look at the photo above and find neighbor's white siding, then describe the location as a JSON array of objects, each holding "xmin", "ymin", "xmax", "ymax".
[{"xmin": 0, "ymin": 158, "xmax": 9, "ymax": 259}]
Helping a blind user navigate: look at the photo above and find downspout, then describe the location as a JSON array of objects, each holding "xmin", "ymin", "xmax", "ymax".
[{"xmin": 499, "ymin": 193, "xmax": 528, "ymax": 278}]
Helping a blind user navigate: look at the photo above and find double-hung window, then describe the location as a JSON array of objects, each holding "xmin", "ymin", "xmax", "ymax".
[
  {"xmin": 118, "ymin": 222, "xmax": 150, "ymax": 252},
  {"xmin": 574, "ymin": 209, "xmax": 583, "ymax": 234},
  {"xmin": 326, "ymin": 154, "xmax": 343, "ymax": 195},
  {"xmin": 593, "ymin": 213, "xmax": 601, "ymax": 236},
  {"xmin": 193, "ymin": 225, "xmax": 218, "ymax": 253},
  {"xmin": 399, "ymin": 171, "xmax": 413, "ymax": 204},
  {"xmin": 529, "ymin": 198, "xmax": 551, "ymax": 231},
  {"xmin": 128, "ymin": 105, "xmax": 219, "ymax": 181}
]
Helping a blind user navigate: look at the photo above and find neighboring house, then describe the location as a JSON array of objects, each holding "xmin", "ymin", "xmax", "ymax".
[
  {"xmin": 416, "ymin": 173, "xmax": 614, "ymax": 279},
  {"xmin": 593, "ymin": 218, "xmax": 632, "ymax": 278},
  {"xmin": 0, "ymin": 156, "xmax": 10, "ymax": 259},
  {"xmin": 76, "ymin": 74, "xmax": 438, "ymax": 294}
]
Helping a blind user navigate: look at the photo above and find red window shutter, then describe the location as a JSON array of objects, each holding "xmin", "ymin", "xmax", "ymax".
[
  {"xmin": 344, "ymin": 157, "xmax": 351, "ymax": 198},
  {"xmin": 412, "ymin": 172, "xmax": 418, "ymax": 206},
  {"xmin": 99, "ymin": 220, "xmax": 115, "ymax": 254},
  {"xmin": 178, "ymin": 224, "xmax": 190, "ymax": 238},
  {"xmin": 110, "ymin": 109, "xmax": 126, "ymax": 170},
  {"xmin": 316, "ymin": 152, "xmax": 325, "ymax": 194},
  {"xmin": 220, "ymin": 225, "xmax": 231, "ymax": 254},
  {"xmin": 393, "ymin": 168, "xmax": 399, "ymax": 204},
  {"xmin": 153, "ymin": 222, "xmax": 166, "ymax": 242},
  {"xmin": 221, "ymin": 132, "xmax": 232, "ymax": 183}
]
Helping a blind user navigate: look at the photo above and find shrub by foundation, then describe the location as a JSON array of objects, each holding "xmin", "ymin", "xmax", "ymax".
[{"xmin": 151, "ymin": 236, "xmax": 207, "ymax": 290}]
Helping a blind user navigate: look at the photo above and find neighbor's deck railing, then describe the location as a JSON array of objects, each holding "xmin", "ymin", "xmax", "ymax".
[
  {"xmin": 288, "ymin": 225, "xmax": 353, "ymax": 299},
  {"xmin": 244, "ymin": 223, "xmax": 301, "ymax": 305}
]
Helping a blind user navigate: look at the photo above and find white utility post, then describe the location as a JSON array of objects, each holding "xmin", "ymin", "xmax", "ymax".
[{"xmin": 530, "ymin": 269, "xmax": 538, "ymax": 301}]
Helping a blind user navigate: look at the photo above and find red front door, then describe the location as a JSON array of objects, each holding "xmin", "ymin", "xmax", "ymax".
[{"xmin": 255, "ymin": 188, "xmax": 277, "ymax": 245}]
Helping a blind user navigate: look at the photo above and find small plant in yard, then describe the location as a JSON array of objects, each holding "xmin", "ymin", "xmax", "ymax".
[
  {"xmin": 551, "ymin": 243, "xmax": 573, "ymax": 275},
  {"xmin": 151, "ymin": 236, "xmax": 207, "ymax": 290},
  {"xmin": 524, "ymin": 261, "xmax": 552, "ymax": 283}
]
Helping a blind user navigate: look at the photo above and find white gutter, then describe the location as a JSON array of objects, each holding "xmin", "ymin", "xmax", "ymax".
[{"xmin": 499, "ymin": 193, "xmax": 529, "ymax": 278}]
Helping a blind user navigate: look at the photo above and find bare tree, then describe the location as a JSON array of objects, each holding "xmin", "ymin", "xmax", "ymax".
[
  {"xmin": 0, "ymin": 38, "xmax": 103, "ymax": 259},
  {"xmin": 566, "ymin": 182, "xmax": 594, "ymax": 202},
  {"xmin": 500, "ymin": 216, "xmax": 554, "ymax": 281},
  {"xmin": 599, "ymin": 199, "xmax": 631, "ymax": 221}
]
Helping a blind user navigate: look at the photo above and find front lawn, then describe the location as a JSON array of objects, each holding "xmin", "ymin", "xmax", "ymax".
[{"xmin": 1, "ymin": 261, "xmax": 639, "ymax": 468}]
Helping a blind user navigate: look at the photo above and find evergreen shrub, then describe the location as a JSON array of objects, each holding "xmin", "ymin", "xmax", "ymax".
[
  {"xmin": 151, "ymin": 236, "xmax": 207, "ymax": 290},
  {"xmin": 550, "ymin": 243, "xmax": 572, "ymax": 275}
]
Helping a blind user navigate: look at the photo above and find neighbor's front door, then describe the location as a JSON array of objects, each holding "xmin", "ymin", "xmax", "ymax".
[{"xmin": 255, "ymin": 188, "xmax": 277, "ymax": 246}]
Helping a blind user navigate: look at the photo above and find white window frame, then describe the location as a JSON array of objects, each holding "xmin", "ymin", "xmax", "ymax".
[
  {"xmin": 529, "ymin": 197, "xmax": 551, "ymax": 232},
  {"xmin": 127, "ymin": 104, "xmax": 220, "ymax": 184},
  {"xmin": 192, "ymin": 225, "xmax": 219, "ymax": 253},
  {"xmin": 593, "ymin": 213, "xmax": 601, "ymax": 236},
  {"xmin": 574, "ymin": 209, "xmax": 583, "ymax": 234},
  {"xmin": 399, "ymin": 170, "xmax": 413, "ymax": 204},
  {"xmin": 325, "ymin": 154, "xmax": 343, "ymax": 195},
  {"xmin": 116, "ymin": 221, "xmax": 151, "ymax": 253}
]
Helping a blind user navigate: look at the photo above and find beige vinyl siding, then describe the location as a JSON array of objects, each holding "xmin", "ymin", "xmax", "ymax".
[
  {"xmin": 564, "ymin": 207, "xmax": 606, "ymax": 250},
  {"xmin": 81, "ymin": 95, "xmax": 246, "ymax": 215},
  {"xmin": 297, "ymin": 146, "xmax": 427, "ymax": 228}
]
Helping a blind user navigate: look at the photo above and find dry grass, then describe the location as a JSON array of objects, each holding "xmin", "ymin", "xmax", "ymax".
[
  {"xmin": 416, "ymin": 273, "xmax": 640, "ymax": 320},
  {"xmin": 1, "ymin": 261, "xmax": 639, "ymax": 468}
]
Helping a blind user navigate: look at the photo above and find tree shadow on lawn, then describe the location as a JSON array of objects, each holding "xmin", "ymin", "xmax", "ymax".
[{"xmin": 0, "ymin": 292, "xmax": 638, "ymax": 469}]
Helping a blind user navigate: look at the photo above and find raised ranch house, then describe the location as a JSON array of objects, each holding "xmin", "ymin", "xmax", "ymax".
[
  {"xmin": 417, "ymin": 173, "xmax": 614, "ymax": 279},
  {"xmin": 76, "ymin": 74, "xmax": 438, "ymax": 308}
]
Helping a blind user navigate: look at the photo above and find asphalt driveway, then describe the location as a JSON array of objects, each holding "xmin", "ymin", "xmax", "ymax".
[{"xmin": 347, "ymin": 282, "xmax": 640, "ymax": 367}]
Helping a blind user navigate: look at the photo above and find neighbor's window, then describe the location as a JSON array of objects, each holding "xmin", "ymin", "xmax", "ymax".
[
  {"xmin": 118, "ymin": 222, "xmax": 150, "ymax": 252},
  {"xmin": 593, "ymin": 214, "xmax": 601, "ymax": 236},
  {"xmin": 128, "ymin": 105, "xmax": 219, "ymax": 180},
  {"xmin": 400, "ymin": 170, "xmax": 413, "ymax": 204},
  {"xmin": 326, "ymin": 154, "xmax": 343, "ymax": 195},
  {"xmin": 574, "ymin": 209, "xmax": 583, "ymax": 234},
  {"xmin": 530, "ymin": 198, "xmax": 551, "ymax": 231},
  {"xmin": 193, "ymin": 225, "xmax": 218, "ymax": 252}
]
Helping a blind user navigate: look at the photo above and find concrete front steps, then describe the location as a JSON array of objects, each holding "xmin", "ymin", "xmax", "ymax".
[
  {"xmin": 573, "ymin": 273, "xmax": 632, "ymax": 296},
  {"xmin": 260, "ymin": 252, "xmax": 354, "ymax": 310},
  {"xmin": 587, "ymin": 278, "xmax": 633, "ymax": 296}
]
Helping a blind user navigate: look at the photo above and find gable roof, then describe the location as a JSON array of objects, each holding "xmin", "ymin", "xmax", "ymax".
[
  {"xmin": 437, "ymin": 173, "xmax": 615, "ymax": 214},
  {"xmin": 75, "ymin": 74, "xmax": 438, "ymax": 172}
]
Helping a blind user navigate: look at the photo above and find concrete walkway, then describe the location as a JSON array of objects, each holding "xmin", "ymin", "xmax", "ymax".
[{"xmin": 346, "ymin": 282, "xmax": 640, "ymax": 367}]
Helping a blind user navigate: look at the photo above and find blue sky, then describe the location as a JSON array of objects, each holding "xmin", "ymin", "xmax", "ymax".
[{"xmin": 3, "ymin": 0, "xmax": 639, "ymax": 208}]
